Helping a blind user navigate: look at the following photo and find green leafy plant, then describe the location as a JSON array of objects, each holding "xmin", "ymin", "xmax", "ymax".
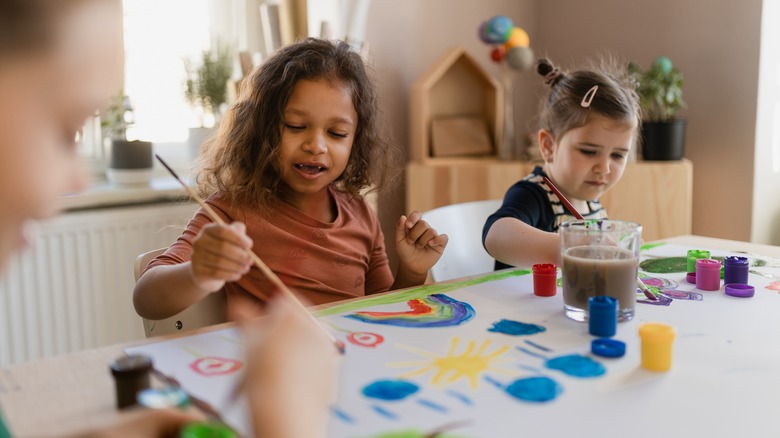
[
  {"xmin": 184, "ymin": 44, "xmax": 233, "ymax": 127},
  {"xmin": 100, "ymin": 90, "xmax": 134, "ymax": 141},
  {"xmin": 627, "ymin": 56, "xmax": 686, "ymax": 122}
]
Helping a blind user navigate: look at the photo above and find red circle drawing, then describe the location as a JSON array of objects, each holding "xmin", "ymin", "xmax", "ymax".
[
  {"xmin": 347, "ymin": 332, "xmax": 384, "ymax": 348},
  {"xmin": 189, "ymin": 357, "xmax": 243, "ymax": 376}
]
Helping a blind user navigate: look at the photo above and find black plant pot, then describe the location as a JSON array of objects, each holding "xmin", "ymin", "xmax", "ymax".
[
  {"xmin": 641, "ymin": 118, "xmax": 687, "ymax": 161},
  {"xmin": 107, "ymin": 140, "xmax": 153, "ymax": 184}
]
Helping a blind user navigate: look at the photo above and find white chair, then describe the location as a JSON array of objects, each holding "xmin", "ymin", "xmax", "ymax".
[
  {"xmin": 134, "ymin": 248, "xmax": 227, "ymax": 338},
  {"xmin": 422, "ymin": 199, "xmax": 503, "ymax": 282}
]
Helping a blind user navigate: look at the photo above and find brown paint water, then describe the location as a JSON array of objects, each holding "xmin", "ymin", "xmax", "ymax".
[{"xmin": 562, "ymin": 246, "xmax": 637, "ymax": 322}]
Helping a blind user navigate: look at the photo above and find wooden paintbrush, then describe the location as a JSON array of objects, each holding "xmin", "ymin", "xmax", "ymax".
[
  {"xmin": 542, "ymin": 176, "xmax": 657, "ymax": 301},
  {"xmin": 155, "ymin": 154, "xmax": 345, "ymax": 353}
]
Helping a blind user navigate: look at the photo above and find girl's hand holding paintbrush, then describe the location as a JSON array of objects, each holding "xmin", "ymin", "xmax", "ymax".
[{"xmin": 190, "ymin": 222, "xmax": 254, "ymax": 293}]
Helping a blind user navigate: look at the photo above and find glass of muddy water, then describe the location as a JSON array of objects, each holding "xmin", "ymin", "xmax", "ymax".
[{"xmin": 560, "ymin": 220, "xmax": 642, "ymax": 322}]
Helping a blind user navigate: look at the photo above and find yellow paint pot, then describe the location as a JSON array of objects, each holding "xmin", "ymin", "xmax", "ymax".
[{"xmin": 638, "ymin": 323, "xmax": 676, "ymax": 372}]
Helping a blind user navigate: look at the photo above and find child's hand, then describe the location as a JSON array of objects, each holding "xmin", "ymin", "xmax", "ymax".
[
  {"xmin": 242, "ymin": 297, "xmax": 338, "ymax": 438},
  {"xmin": 190, "ymin": 221, "xmax": 254, "ymax": 292},
  {"xmin": 394, "ymin": 211, "xmax": 449, "ymax": 285}
]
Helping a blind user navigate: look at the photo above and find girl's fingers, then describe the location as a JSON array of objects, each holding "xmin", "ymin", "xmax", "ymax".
[
  {"xmin": 405, "ymin": 219, "xmax": 435, "ymax": 244},
  {"xmin": 404, "ymin": 210, "xmax": 423, "ymax": 228}
]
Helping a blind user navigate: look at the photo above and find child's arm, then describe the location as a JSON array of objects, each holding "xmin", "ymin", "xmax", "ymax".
[
  {"xmin": 484, "ymin": 217, "xmax": 561, "ymax": 268},
  {"xmin": 392, "ymin": 211, "xmax": 449, "ymax": 289},
  {"xmin": 243, "ymin": 296, "xmax": 337, "ymax": 438},
  {"xmin": 133, "ymin": 222, "xmax": 253, "ymax": 320}
]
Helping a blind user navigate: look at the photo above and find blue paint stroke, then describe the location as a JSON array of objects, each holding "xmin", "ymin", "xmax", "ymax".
[
  {"xmin": 516, "ymin": 346, "xmax": 549, "ymax": 360},
  {"xmin": 484, "ymin": 375, "xmax": 506, "ymax": 389},
  {"xmin": 517, "ymin": 364, "xmax": 542, "ymax": 373},
  {"xmin": 488, "ymin": 319, "xmax": 546, "ymax": 336},
  {"xmin": 362, "ymin": 379, "xmax": 420, "ymax": 401},
  {"xmin": 370, "ymin": 404, "xmax": 398, "ymax": 420},
  {"xmin": 505, "ymin": 376, "xmax": 563, "ymax": 403},
  {"xmin": 330, "ymin": 406, "xmax": 354, "ymax": 424},
  {"xmin": 445, "ymin": 389, "xmax": 473, "ymax": 406},
  {"xmin": 523, "ymin": 339, "xmax": 552, "ymax": 352},
  {"xmin": 345, "ymin": 294, "xmax": 475, "ymax": 328},
  {"xmin": 417, "ymin": 398, "xmax": 448, "ymax": 413},
  {"xmin": 545, "ymin": 354, "xmax": 605, "ymax": 378}
]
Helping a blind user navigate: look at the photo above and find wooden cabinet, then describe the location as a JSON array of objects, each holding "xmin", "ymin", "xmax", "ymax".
[{"xmin": 406, "ymin": 158, "xmax": 692, "ymax": 241}]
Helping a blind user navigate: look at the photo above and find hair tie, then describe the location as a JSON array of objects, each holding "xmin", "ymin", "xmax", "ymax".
[
  {"xmin": 580, "ymin": 85, "xmax": 599, "ymax": 108},
  {"xmin": 544, "ymin": 68, "xmax": 561, "ymax": 86}
]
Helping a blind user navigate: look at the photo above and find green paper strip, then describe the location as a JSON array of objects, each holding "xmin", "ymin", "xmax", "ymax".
[{"xmin": 315, "ymin": 269, "xmax": 531, "ymax": 317}]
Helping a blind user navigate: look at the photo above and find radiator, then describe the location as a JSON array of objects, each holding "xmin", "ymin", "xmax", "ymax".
[{"xmin": 0, "ymin": 201, "xmax": 197, "ymax": 367}]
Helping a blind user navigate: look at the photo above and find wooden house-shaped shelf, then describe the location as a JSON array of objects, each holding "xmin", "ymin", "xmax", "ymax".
[{"xmin": 409, "ymin": 46, "xmax": 503, "ymax": 162}]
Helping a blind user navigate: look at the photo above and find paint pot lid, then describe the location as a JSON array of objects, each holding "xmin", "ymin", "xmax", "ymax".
[
  {"xmin": 591, "ymin": 338, "xmax": 626, "ymax": 358},
  {"xmin": 137, "ymin": 387, "xmax": 190, "ymax": 409},
  {"xmin": 686, "ymin": 272, "xmax": 696, "ymax": 284},
  {"xmin": 532, "ymin": 263, "xmax": 557, "ymax": 274},
  {"xmin": 110, "ymin": 354, "xmax": 153, "ymax": 377},
  {"xmin": 725, "ymin": 283, "xmax": 755, "ymax": 298}
]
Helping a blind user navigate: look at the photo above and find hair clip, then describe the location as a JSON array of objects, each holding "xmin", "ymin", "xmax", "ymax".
[
  {"xmin": 580, "ymin": 85, "xmax": 599, "ymax": 108},
  {"xmin": 544, "ymin": 68, "xmax": 561, "ymax": 86}
]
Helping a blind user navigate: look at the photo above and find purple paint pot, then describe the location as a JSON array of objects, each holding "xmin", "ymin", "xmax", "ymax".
[{"xmin": 724, "ymin": 256, "xmax": 749, "ymax": 286}]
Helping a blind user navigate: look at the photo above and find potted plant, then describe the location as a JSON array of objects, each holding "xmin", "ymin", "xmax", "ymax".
[
  {"xmin": 184, "ymin": 44, "xmax": 233, "ymax": 160},
  {"xmin": 627, "ymin": 56, "xmax": 687, "ymax": 161},
  {"xmin": 100, "ymin": 91, "xmax": 153, "ymax": 184}
]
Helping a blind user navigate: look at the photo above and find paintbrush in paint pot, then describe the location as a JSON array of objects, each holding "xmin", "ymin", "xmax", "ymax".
[
  {"xmin": 542, "ymin": 176, "xmax": 657, "ymax": 301},
  {"xmin": 155, "ymin": 154, "xmax": 346, "ymax": 353}
]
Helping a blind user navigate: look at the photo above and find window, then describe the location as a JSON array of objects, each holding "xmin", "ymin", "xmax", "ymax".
[{"xmin": 122, "ymin": 0, "xmax": 212, "ymax": 143}]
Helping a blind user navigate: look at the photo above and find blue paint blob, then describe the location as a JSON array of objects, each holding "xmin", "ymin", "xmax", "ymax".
[
  {"xmin": 362, "ymin": 379, "xmax": 420, "ymax": 401},
  {"xmin": 545, "ymin": 354, "xmax": 606, "ymax": 378},
  {"xmin": 505, "ymin": 376, "xmax": 562, "ymax": 402},
  {"xmin": 488, "ymin": 319, "xmax": 546, "ymax": 336}
]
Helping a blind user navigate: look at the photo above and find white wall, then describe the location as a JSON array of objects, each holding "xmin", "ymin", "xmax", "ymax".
[{"xmin": 752, "ymin": 0, "xmax": 780, "ymax": 245}]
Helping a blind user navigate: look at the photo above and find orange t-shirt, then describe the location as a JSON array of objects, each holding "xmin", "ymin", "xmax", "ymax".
[{"xmin": 146, "ymin": 186, "xmax": 394, "ymax": 320}]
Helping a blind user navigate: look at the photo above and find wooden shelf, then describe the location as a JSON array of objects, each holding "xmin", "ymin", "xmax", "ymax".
[{"xmin": 406, "ymin": 159, "xmax": 693, "ymax": 241}]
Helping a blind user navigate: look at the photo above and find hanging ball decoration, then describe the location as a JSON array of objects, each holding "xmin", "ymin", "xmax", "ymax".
[
  {"xmin": 504, "ymin": 27, "xmax": 530, "ymax": 49},
  {"xmin": 654, "ymin": 56, "xmax": 673, "ymax": 74},
  {"xmin": 490, "ymin": 46, "xmax": 506, "ymax": 63},
  {"xmin": 506, "ymin": 46, "xmax": 535, "ymax": 71},
  {"xmin": 479, "ymin": 15, "xmax": 514, "ymax": 44}
]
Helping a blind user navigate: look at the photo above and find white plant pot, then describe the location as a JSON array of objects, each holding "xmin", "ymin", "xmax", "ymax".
[{"xmin": 187, "ymin": 127, "xmax": 215, "ymax": 161}]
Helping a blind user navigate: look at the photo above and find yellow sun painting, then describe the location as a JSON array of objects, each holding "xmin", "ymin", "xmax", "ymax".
[{"xmin": 388, "ymin": 337, "xmax": 519, "ymax": 390}]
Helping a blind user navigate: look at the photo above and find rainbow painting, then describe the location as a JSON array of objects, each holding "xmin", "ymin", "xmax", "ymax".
[{"xmin": 344, "ymin": 294, "xmax": 475, "ymax": 328}]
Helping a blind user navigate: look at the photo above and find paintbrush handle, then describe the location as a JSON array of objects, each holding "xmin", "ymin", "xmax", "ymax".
[{"xmin": 542, "ymin": 176, "xmax": 584, "ymax": 219}]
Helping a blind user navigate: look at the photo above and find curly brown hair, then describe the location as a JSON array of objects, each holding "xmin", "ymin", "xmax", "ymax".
[{"xmin": 196, "ymin": 38, "xmax": 397, "ymax": 210}]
